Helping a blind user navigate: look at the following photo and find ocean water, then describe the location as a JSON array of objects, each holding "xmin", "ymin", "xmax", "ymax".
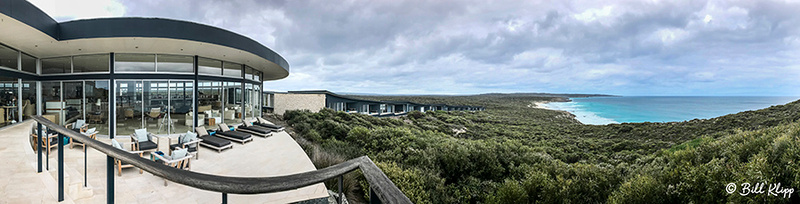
[{"xmin": 541, "ymin": 96, "xmax": 799, "ymax": 125}]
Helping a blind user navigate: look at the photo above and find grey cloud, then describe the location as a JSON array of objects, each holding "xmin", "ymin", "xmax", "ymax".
[{"xmin": 115, "ymin": 0, "xmax": 800, "ymax": 95}]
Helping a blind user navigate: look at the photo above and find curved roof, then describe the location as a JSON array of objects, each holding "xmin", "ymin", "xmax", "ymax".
[{"xmin": 0, "ymin": 0, "xmax": 289, "ymax": 80}]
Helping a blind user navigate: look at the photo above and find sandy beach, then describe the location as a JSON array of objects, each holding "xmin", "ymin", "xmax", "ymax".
[{"xmin": 528, "ymin": 101, "xmax": 553, "ymax": 109}]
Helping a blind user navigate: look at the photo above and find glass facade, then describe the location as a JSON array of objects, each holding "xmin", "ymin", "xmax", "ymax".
[{"xmin": 0, "ymin": 46, "xmax": 267, "ymax": 136}]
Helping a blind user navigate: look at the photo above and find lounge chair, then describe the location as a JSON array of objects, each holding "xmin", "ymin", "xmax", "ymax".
[
  {"xmin": 215, "ymin": 123, "xmax": 253, "ymax": 144},
  {"xmin": 169, "ymin": 131, "xmax": 202, "ymax": 159},
  {"xmin": 237, "ymin": 119, "xmax": 273, "ymax": 138},
  {"xmin": 111, "ymin": 139, "xmax": 143, "ymax": 176},
  {"xmin": 130, "ymin": 128, "xmax": 158, "ymax": 153},
  {"xmin": 71, "ymin": 127, "xmax": 97, "ymax": 151},
  {"xmin": 195, "ymin": 126, "xmax": 232, "ymax": 152},
  {"xmin": 254, "ymin": 117, "xmax": 284, "ymax": 132},
  {"xmin": 66, "ymin": 119, "xmax": 89, "ymax": 133},
  {"xmin": 152, "ymin": 148, "xmax": 192, "ymax": 186},
  {"xmin": 30, "ymin": 125, "xmax": 58, "ymax": 155}
]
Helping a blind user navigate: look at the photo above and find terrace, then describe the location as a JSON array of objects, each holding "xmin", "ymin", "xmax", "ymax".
[{"xmin": 4, "ymin": 118, "xmax": 410, "ymax": 203}]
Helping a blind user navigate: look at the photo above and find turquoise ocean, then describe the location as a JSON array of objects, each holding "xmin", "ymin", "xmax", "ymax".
[{"xmin": 541, "ymin": 96, "xmax": 800, "ymax": 125}]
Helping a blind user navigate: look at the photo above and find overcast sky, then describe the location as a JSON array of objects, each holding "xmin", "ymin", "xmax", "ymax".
[{"xmin": 28, "ymin": 0, "xmax": 800, "ymax": 96}]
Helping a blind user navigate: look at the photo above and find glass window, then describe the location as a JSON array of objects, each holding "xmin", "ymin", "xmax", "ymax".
[
  {"xmin": 115, "ymin": 54, "xmax": 155, "ymax": 72},
  {"xmin": 198, "ymin": 81, "xmax": 222, "ymax": 130},
  {"xmin": 198, "ymin": 57, "xmax": 221, "ymax": 75},
  {"xmin": 21, "ymin": 81, "xmax": 35, "ymax": 120},
  {"xmin": 63, "ymin": 82, "xmax": 83, "ymax": 125},
  {"xmin": 86, "ymin": 81, "xmax": 109, "ymax": 136},
  {"xmin": 73, "ymin": 54, "xmax": 110, "ymax": 73},
  {"xmin": 0, "ymin": 77, "xmax": 17, "ymax": 128},
  {"xmin": 21, "ymin": 53, "xmax": 36, "ymax": 73},
  {"xmin": 254, "ymin": 70, "xmax": 261, "ymax": 81},
  {"xmin": 223, "ymin": 82, "xmax": 241, "ymax": 125},
  {"xmin": 245, "ymin": 66, "xmax": 254, "ymax": 80},
  {"xmin": 42, "ymin": 81, "xmax": 63, "ymax": 124},
  {"xmin": 42, "ymin": 57, "xmax": 70, "ymax": 74},
  {"xmin": 143, "ymin": 81, "xmax": 169, "ymax": 133},
  {"xmin": 255, "ymin": 84, "xmax": 261, "ymax": 117},
  {"xmin": 245, "ymin": 83, "xmax": 253, "ymax": 119},
  {"xmin": 157, "ymin": 54, "xmax": 193, "ymax": 73},
  {"xmin": 116, "ymin": 80, "xmax": 143, "ymax": 136},
  {"xmin": 0, "ymin": 44, "xmax": 17, "ymax": 70},
  {"xmin": 170, "ymin": 81, "xmax": 193, "ymax": 134},
  {"xmin": 223, "ymin": 62, "xmax": 242, "ymax": 77}
]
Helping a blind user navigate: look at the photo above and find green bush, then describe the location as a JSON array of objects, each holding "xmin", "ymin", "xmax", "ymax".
[{"xmin": 279, "ymin": 96, "xmax": 800, "ymax": 203}]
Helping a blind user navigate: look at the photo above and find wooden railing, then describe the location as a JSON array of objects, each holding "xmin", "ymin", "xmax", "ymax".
[{"xmin": 32, "ymin": 115, "xmax": 412, "ymax": 203}]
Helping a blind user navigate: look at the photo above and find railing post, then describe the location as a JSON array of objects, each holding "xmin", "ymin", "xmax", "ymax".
[
  {"xmin": 338, "ymin": 175, "xmax": 343, "ymax": 204},
  {"xmin": 84, "ymin": 144, "xmax": 87, "ymax": 187},
  {"xmin": 37, "ymin": 122, "xmax": 42, "ymax": 173},
  {"xmin": 46, "ymin": 129, "xmax": 50, "ymax": 171},
  {"xmin": 107, "ymin": 156, "xmax": 114, "ymax": 204},
  {"xmin": 222, "ymin": 193, "xmax": 227, "ymax": 204},
  {"xmin": 58, "ymin": 133, "xmax": 64, "ymax": 202}
]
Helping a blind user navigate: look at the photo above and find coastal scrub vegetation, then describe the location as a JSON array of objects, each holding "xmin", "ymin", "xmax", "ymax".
[{"xmin": 276, "ymin": 94, "xmax": 800, "ymax": 203}]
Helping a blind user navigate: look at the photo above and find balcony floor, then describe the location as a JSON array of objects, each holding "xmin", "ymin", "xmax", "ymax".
[{"xmin": 0, "ymin": 120, "xmax": 328, "ymax": 203}]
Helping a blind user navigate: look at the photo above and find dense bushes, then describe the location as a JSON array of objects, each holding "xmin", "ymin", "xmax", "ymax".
[{"xmin": 282, "ymin": 95, "xmax": 800, "ymax": 203}]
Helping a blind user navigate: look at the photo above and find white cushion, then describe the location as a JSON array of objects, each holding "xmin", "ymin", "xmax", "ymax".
[
  {"xmin": 218, "ymin": 124, "xmax": 230, "ymax": 132},
  {"xmin": 182, "ymin": 131, "xmax": 198, "ymax": 148},
  {"xmin": 171, "ymin": 148, "xmax": 188, "ymax": 159},
  {"xmin": 195, "ymin": 126, "xmax": 208, "ymax": 136},
  {"xmin": 74, "ymin": 120, "xmax": 85, "ymax": 128},
  {"xmin": 134, "ymin": 128, "xmax": 149, "ymax": 142},
  {"xmin": 84, "ymin": 128, "xmax": 97, "ymax": 135},
  {"xmin": 111, "ymin": 139, "xmax": 122, "ymax": 150}
]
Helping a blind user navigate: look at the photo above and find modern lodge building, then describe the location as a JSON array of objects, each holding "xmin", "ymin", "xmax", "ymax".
[
  {"xmin": 0, "ymin": 1, "xmax": 413, "ymax": 203},
  {"xmin": 0, "ymin": 0, "xmax": 287, "ymax": 136},
  {"xmin": 264, "ymin": 90, "xmax": 485, "ymax": 115}
]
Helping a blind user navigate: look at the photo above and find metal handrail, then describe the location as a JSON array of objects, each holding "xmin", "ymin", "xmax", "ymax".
[{"xmin": 32, "ymin": 116, "xmax": 411, "ymax": 203}]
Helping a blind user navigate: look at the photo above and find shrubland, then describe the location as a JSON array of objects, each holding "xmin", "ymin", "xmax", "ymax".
[{"xmin": 278, "ymin": 94, "xmax": 800, "ymax": 203}]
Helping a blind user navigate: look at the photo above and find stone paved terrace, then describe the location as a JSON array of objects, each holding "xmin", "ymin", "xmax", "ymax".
[{"xmin": 0, "ymin": 120, "xmax": 329, "ymax": 203}]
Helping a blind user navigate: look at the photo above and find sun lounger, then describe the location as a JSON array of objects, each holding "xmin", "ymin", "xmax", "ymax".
[
  {"xmin": 255, "ymin": 117, "xmax": 284, "ymax": 132},
  {"xmin": 237, "ymin": 120, "xmax": 273, "ymax": 137},
  {"xmin": 215, "ymin": 123, "xmax": 253, "ymax": 144},
  {"xmin": 195, "ymin": 126, "xmax": 232, "ymax": 152}
]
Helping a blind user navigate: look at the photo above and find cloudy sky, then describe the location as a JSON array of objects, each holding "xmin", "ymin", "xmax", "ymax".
[{"xmin": 28, "ymin": 0, "xmax": 800, "ymax": 96}]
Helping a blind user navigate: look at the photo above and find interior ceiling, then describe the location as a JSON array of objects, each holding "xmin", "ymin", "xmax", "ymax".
[{"xmin": 0, "ymin": 13, "xmax": 287, "ymax": 80}]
